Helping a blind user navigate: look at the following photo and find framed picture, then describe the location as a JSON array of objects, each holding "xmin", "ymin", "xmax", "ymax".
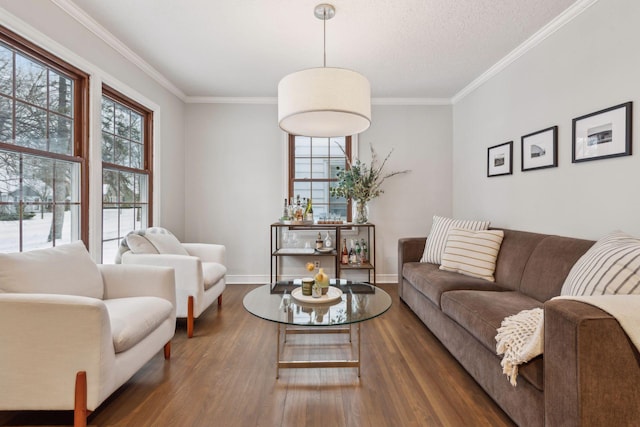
[
  {"xmin": 487, "ymin": 141, "xmax": 513, "ymax": 177},
  {"xmin": 572, "ymin": 102, "xmax": 632, "ymax": 163},
  {"xmin": 521, "ymin": 126, "xmax": 558, "ymax": 171}
]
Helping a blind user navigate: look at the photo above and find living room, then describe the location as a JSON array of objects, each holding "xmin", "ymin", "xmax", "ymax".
[{"xmin": 1, "ymin": 0, "xmax": 639, "ymax": 426}]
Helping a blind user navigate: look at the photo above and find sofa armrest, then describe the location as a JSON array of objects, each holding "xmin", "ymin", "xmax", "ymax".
[
  {"xmin": 398, "ymin": 237, "xmax": 427, "ymax": 264},
  {"xmin": 544, "ymin": 299, "xmax": 640, "ymax": 426},
  {"xmin": 398, "ymin": 237, "xmax": 426, "ymax": 278},
  {"xmin": 182, "ymin": 243, "xmax": 226, "ymax": 264},
  {"xmin": 0, "ymin": 294, "xmax": 114, "ymax": 410},
  {"xmin": 120, "ymin": 253, "xmax": 202, "ymax": 296},
  {"xmin": 99, "ymin": 264, "xmax": 176, "ymax": 309}
]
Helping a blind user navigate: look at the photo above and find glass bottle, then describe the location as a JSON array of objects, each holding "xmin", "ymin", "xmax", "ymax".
[
  {"xmin": 324, "ymin": 231, "xmax": 333, "ymax": 249},
  {"xmin": 282, "ymin": 198, "xmax": 289, "ymax": 221},
  {"xmin": 305, "ymin": 198, "xmax": 314, "ymax": 222},
  {"xmin": 315, "ymin": 232, "xmax": 323, "ymax": 250},
  {"xmin": 355, "ymin": 241, "xmax": 361, "ymax": 266},
  {"xmin": 349, "ymin": 239, "xmax": 356, "ymax": 264},
  {"xmin": 295, "ymin": 195, "xmax": 303, "ymax": 221},
  {"xmin": 361, "ymin": 238, "xmax": 368, "ymax": 264},
  {"xmin": 341, "ymin": 238, "xmax": 349, "ymax": 265}
]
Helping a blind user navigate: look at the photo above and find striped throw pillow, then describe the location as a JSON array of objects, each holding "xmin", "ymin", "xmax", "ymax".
[
  {"xmin": 561, "ymin": 231, "xmax": 640, "ymax": 296},
  {"xmin": 421, "ymin": 216, "xmax": 491, "ymax": 264},
  {"xmin": 439, "ymin": 228, "xmax": 504, "ymax": 282}
]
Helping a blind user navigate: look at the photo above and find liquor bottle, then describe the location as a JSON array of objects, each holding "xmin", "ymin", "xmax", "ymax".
[
  {"xmin": 295, "ymin": 195, "xmax": 303, "ymax": 221},
  {"xmin": 315, "ymin": 232, "xmax": 323, "ymax": 250},
  {"xmin": 355, "ymin": 241, "xmax": 361, "ymax": 265},
  {"xmin": 305, "ymin": 198, "xmax": 314, "ymax": 222},
  {"xmin": 361, "ymin": 239, "xmax": 368, "ymax": 264},
  {"xmin": 349, "ymin": 240, "xmax": 356, "ymax": 264},
  {"xmin": 282, "ymin": 198, "xmax": 289, "ymax": 220},
  {"xmin": 341, "ymin": 238, "xmax": 349, "ymax": 264}
]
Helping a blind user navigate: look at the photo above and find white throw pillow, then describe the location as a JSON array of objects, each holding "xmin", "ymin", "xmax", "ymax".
[
  {"xmin": 421, "ymin": 216, "xmax": 491, "ymax": 264},
  {"xmin": 144, "ymin": 233, "xmax": 189, "ymax": 256},
  {"xmin": 439, "ymin": 228, "xmax": 504, "ymax": 282},
  {"xmin": 561, "ymin": 231, "xmax": 640, "ymax": 296},
  {"xmin": 0, "ymin": 241, "xmax": 103, "ymax": 299},
  {"xmin": 126, "ymin": 234, "xmax": 159, "ymax": 254}
]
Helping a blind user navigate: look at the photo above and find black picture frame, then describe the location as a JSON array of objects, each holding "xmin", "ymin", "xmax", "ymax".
[
  {"xmin": 521, "ymin": 126, "xmax": 558, "ymax": 171},
  {"xmin": 572, "ymin": 102, "xmax": 632, "ymax": 163},
  {"xmin": 487, "ymin": 141, "xmax": 513, "ymax": 177}
]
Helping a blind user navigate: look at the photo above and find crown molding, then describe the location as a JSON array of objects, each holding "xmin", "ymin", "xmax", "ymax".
[
  {"xmin": 186, "ymin": 96, "xmax": 278, "ymax": 104},
  {"xmin": 51, "ymin": 0, "xmax": 187, "ymax": 102},
  {"xmin": 185, "ymin": 96, "xmax": 452, "ymax": 105},
  {"xmin": 372, "ymin": 97, "xmax": 451, "ymax": 106},
  {"xmin": 451, "ymin": 0, "xmax": 600, "ymax": 104}
]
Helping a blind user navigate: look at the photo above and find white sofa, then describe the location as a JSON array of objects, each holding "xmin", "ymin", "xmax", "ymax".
[
  {"xmin": 117, "ymin": 228, "xmax": 226, "ymax": 338},
  {"xmin": 0, "ymin": 242, "xmax": 176, "ymax": 427}
]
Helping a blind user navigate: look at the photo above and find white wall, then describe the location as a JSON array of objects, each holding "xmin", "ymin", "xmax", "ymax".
[
  {"xmin": 360, "ymin": 105, "xmax": 452, "ymax": 280},
  {"xmin": 184, "ymin": 103, "xmax": 284, "ymax": 283},
  {"xmin": 0, "ymin": 0, "xmax": 187, "ymax": 249},
  {"xmin": 453, "ymin": 0, "xmax": 640, "ymax": 240},
  {"xmin": 185, "ymin": 103, "xmax": 452, "ymax": 283}
]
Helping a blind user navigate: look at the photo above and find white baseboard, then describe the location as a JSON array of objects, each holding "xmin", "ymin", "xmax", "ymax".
[{"xmin": 226, "ymin": 273, "xmax": 397, "ymax": 285}]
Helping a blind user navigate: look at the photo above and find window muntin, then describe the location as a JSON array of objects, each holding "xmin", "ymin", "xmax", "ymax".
[
  {"xmin": 0, "ymin": 27, "xmax": 88, "ymax": 253},
  {"xmin": 289, "ymin": 135, "xmax": 351, "ymax": 221},
  {"xmin": 101, "ymin": 87, "xmax": 152, "ymax": 263}
]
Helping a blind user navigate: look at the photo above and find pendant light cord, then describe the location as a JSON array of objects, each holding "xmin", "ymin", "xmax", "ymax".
[{"xmin": 323, "ymin": 9, "xmax": 327, "ymax": 67}]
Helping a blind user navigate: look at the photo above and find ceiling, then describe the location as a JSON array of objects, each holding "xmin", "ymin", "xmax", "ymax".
[{"xmin": 60, "ymin": 0, "xmax": 580, "ymax": 101}]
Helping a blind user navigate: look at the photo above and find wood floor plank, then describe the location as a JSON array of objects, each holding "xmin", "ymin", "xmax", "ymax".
[{"xmin": 0, "ymin": 284, "xmax": 515, "ymax": 427}]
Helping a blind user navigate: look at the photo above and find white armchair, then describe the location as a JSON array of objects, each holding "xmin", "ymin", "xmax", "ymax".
[
  {"xmin": 118, "ymin": 228, "xmax": 226, "ymax": 338},
  {"xmin": 0, "ymin": 241, "xmax": 176, "ymax": 427}
]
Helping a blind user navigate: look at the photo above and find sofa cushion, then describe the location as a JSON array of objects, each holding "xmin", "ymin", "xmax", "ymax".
[
  {"xmin": 202, "ymin": 262, "xmax": 226, "ymax": 290},
  {"xmin": 561, "ymin": 231, "xmax": 640, "ymax": 296},
  {"xmin": 0, "ymin": 241, "xmax": 104, "ymax": 299},
  {"xmin": 403, "ymin": 262, "xmax": 505, "ymax": 308},
  {"xmin": 493, "ymin": 229, "xmax": 548, "ymax": 291},
  {"xmin": 421, "ymin": 216, "xmax": 490, "ymax": 264},
  {"xmin": 440, "ymin": 228, "xmax": 504, "ymax": 282},
  {"xmin": 126, "ymin": 234, "xmax": 159, "ymax": 255},
  {"xmin": 440, "ymin": 290, "xmax": 544, "ymax": 390},
  {"xmin": 520, "ymin": 235, "xmax": 594, "ymax": 302},
  {"xmin": 104, "ymin": 296, "xmax": 173, "ymax": 353}
]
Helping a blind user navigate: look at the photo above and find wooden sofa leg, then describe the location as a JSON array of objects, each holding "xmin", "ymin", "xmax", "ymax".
[
  {"xmin": 164, "ymin": 341, "xmax": 171, "ymax": 359},
  {"xmin": 187, "ymin": 296, "xmax": 194, "ymax": 338},
  {"xmin": 218, "ymin": 294, "xmax": 223, "ymax": 306},
  {"xmin": 74, "ymin": 371, "xmax": 91, "ymax": 427}
]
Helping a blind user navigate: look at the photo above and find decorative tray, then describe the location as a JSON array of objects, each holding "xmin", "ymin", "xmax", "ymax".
[{"xmin": 291, "ymin": 286, "xmax": 343, "ymax": 304}]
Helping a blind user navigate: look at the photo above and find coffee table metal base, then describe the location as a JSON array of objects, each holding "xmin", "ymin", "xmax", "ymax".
[{"xmin": 276, "ymin": 322, "xmax": 361, "ymax": 379}]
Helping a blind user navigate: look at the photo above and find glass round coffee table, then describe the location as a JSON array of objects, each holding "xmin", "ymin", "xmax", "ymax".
[{"xmin": 243, "ymin": 281, "xmax": 392, "ymax": 378}]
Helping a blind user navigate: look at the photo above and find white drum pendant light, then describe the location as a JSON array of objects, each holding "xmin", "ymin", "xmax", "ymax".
[{"xmin": 278, "ymin": 4, "xmax": 371, "ymax": 137}]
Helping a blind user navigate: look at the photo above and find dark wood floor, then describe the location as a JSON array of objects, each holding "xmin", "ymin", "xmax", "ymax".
[{"xmin": 0, "ymin": 284, "xmax": 515, "ymax": 427}]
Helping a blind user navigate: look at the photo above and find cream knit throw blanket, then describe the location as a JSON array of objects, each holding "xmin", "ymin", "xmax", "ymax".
[
  {"xmin": 495, "ymin": 296, "xmax": 640, "ymax": 386},
  {"xmin": 495, "ymin": 308, "xmax": 544, "ymax": 386}
]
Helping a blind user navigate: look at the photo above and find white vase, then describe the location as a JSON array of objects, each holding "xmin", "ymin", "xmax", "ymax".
[{"xmin": 352, "ymin": 200, "xmax": 369, "ymax": 224}]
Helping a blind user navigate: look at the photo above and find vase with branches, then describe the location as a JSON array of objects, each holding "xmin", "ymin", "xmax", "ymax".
[{"xmin": 330, "ymin": 143, "xmax": 409, "ymax": 223}]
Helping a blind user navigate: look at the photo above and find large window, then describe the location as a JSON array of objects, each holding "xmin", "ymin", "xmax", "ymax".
[
  {"xmin": 0, "ymin": 26, "xmax": 88, "ymax": 253},
  {"xmin": 101, "ymin": 86, "xmax": 152, "ymax": 263},
  {"xmin": 289, "ymin": 135, "xmax": 351, "ymax": 221}
]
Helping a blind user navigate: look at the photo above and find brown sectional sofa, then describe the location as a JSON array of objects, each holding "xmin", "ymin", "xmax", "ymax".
[{"xmin": 398, "ymin": 228, "xmax": 640, "ymax": 427}]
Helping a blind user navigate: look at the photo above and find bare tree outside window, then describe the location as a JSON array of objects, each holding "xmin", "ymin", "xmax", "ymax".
[
  {"xmin": 0, "ymin": 30, "xmax": 87, "ymax": 253},
  {"xmin": 101, "ymin": 86, "xmax": 152, "ymax": 263}
]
